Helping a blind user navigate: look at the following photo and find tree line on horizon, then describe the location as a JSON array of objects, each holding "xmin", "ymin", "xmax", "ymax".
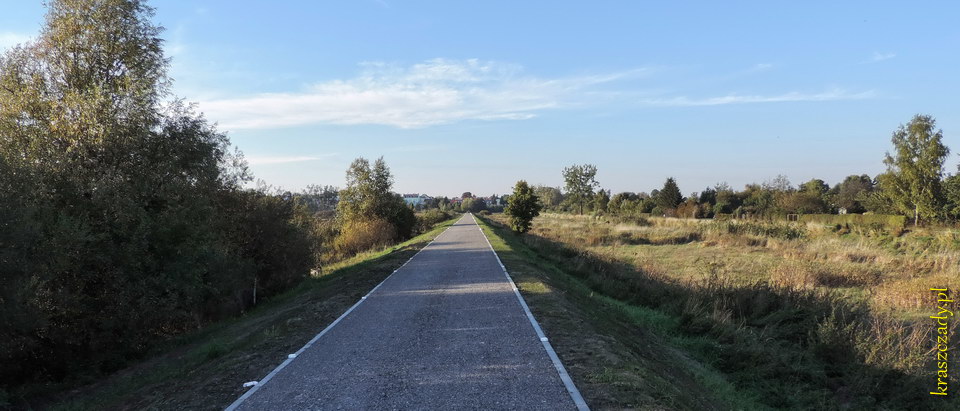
[{"xmin": 524, "ymin": 114, "xmax": 956, "ymax": 226}]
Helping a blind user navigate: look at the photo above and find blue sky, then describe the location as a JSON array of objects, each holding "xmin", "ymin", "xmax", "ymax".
[{"xmin": 2, "ymin": 1, "xmax": 959, "ymax": 197}]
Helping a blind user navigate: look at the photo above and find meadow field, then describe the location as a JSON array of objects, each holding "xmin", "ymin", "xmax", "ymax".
[{"xmin": 482, "ymin": 212, "xmax": 959, "ymax": 409}]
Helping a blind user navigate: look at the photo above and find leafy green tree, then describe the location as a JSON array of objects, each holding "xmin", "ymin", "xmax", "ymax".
[
  {"xmin": 764, "ymin": 175, "xmax": 794, "ymax": 192},
  {"xmin": 800, "ymin": 179, "xmax": 829, "ymax": 196},
  {"xmin": 593, "ymin": 189, "xmax": 610, "ymax": 213},
  {"xmin": 0, "ymin": 0, "xmax": 317, "ymax": 386},
  {"xmin": 0, "ymin": 0, "xmax": 168, "ymax": 174},
  {"xmin": 297, "ymin": 184, "xmax": 339, "ymax": 213},
  {"xmin": 881, "ymin": 114, "xmax": 949, "ymax": 225},
  {"xmin": 742, "ymin": 184, "xmax": 776, "ymax": 215},
  {"xmin": 944, "ymin": 172, "xmax": 960, "ymax": 220},
  {"xmin": 337, "ymin": 157, "xmax": 414, "ymax": 239},
  {"xmin": 421, "ymin": 197, "xmax": 440, "ymax": 210},
  {"xmin": 608, "ymin": 192, "xmax": 636, "ymax": 214},
  {"xmin": 827, "ymin": 175, "xmax": 873, "ymax": 213},
  {"xmin": 462, "ymin": 196, "xmax": 488, "ymax": 213},
  {"xmin": 698, "ymin": 187, "xmax": 717, "ymax": 206},
  {"xmin": 562, "ymin": 164, "xmax": 599, "ymax": 214},
  {"xmin": 779, "ymin": 191, "xmax": 828, "ymax": 214},
  {"xmin": 676, "ymin": 196, "xmax": 702, "ymax": 218},
  {"xmin": 638, "ymin": 195, "xmax": 657, "ymax": 213},
  {"xmin": 778, "ymin": 179, "xmax": 831, "ymax": 214},
  {"xmin": 438, "ymin": 197, "xmax": 452, "ymax": 211},
  {"xmin": 656, "ymin": 177, "xmax": 683, "ymax": 211},
  {"xmin": 710, "ymin": 182, "xmax": 740, "ymax": 215},
  {"xmin": 861, "ymin": 173, "xmax": 899, "ymax": 214},
  {"xmin": 534, "ymin": 185, "xmax": 563, "ymax": 210},
  {"xmin": 504, "ymin": 180, "xmax": 542, "ymax": 233}
]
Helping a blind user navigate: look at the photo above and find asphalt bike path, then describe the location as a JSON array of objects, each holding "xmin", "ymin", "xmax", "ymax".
[{"xmin": 228, "ymin": 214, "xmax": 586, "ymax": 410}]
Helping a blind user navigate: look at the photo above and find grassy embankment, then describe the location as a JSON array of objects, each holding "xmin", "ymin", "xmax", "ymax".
[
  {"xmin": 475, "ymin": 215, "xmax": 762, "ymax": 410},
  {"xmin": 477, "ymin": 212, "xmax": 958, "ymax": 410},
  {"xmin": 33, "ymin": 217, "xmax": 459, "ymax": 411}
]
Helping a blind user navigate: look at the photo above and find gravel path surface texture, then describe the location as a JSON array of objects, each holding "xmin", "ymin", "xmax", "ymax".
[{"xmin": 229, "ymin": 214, "xmax": 579, "ymax": 410}]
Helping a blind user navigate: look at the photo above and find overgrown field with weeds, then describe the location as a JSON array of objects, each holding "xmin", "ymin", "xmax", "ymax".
[{"xmin": 486, "ymin": 212, "xmax": 959, "ymax": 409}]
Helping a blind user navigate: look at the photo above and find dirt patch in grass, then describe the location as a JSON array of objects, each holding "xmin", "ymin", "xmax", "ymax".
[{"xmin": 35, "ymin": 219, "xmax": 457, "ymax": 411}]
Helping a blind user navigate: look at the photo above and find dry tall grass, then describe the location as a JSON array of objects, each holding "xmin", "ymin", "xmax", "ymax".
[
  {"xmin": 332, "ymin": 217, "xmax": 396, "ymax": 258},
  {"xmin": 516, "ymin": 212, "xmax": 959, "ymax": 396},
  {"xmin": 533, "ymin": 213, "xmax": 960, "ymax": 313}
]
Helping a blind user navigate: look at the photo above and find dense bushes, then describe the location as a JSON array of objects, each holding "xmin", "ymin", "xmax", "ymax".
[
  {"xmin": 461, "ymin": 196, "xmax": 488, "ymax": 213},
  {"xmin": 704, "ymin": 220, "xmax": 806, "ymax": 240},
  {"xmin": 332, "ymin": 218, "xmax": 397, "ymax": 258},
  {"xmin": 329, "ymin": 206, "xmax": 454, "ymax": 260},
  {"xmin": 336, "ymin": 157, "xmax": 416, "ymax": 244},
  {"xmin": 220, "ymin": 190, "xmax": 317, "ymax": 303},
  {"xmin": 416, "ymin": 209, "xmax": 453, "ymax": 233},
  {"xmin": 0, "ymin": 176, "xmax": 319, "ymax": 387},
  {"xmin": 504, "ymin": 180, "xmax": 542, "ymax": 233},
  {"xmin": 0, "ymin": 0, "xmax": 318, "ymax": 389}
]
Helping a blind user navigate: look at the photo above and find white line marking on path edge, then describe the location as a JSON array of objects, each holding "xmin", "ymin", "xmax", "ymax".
[
  {"xmin": 224, "ymin": 220, "xmax": 454, "ymax": 411},
  {"xmin": 471, "ymin": 214, "xmax": 590, "ymax": 411}
]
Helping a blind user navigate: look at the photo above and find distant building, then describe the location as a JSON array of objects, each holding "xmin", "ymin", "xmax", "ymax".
[
  {"xmin": 481, "ymin": 196, "xmax": 502, "ymax": 207},
  {"xmin": 402, "ymin": 193, "xmax": 432, "ymax": 207}
]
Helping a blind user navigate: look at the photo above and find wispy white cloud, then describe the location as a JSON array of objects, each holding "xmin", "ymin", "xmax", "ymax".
[
  {"xmin": 246, "ymin": 155, "xmax": 335, "ymax": 165},
  {"xmin": 194, "ymin": 58, "xmax": 874, "ymax": 130},
  {"xmin": 198, "ymin": 59, "xmax": 648, "ymax": 130},
  {"xmin": 0, "ymin": 32, "xmax": 31, "ymax": 50},
  {"xmin": 867, "ymin": 52, "xmax": 896, "ymax": 63},
  {"xmin": 639, "ymin": 89, "xmax": 875, "ymax": 107}
]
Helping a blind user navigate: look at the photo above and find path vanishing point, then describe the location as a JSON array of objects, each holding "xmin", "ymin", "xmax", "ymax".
[{"xmin": 226, "ymin": 213, "xmax": 588, "ymax": 410}]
